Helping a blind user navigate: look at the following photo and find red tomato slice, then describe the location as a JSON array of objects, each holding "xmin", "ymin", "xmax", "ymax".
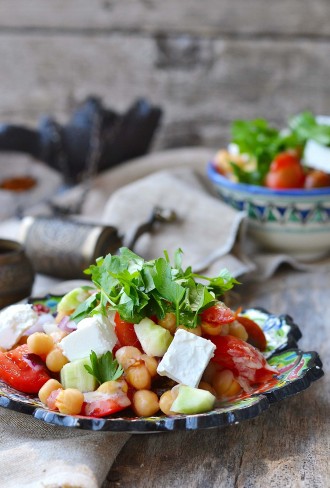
[
  {"xmin": 114, "ymin": 312, "xmax": 142, "ymax": 349},
  {"xmin": 81, "ymin": 391, "xmax": 131, "ymax": 418},
  {"xmin": 0, "ymin": 344, "xmax": 51, "ymax": 394},
  {"xmin": 236, "ymin": 316, "xmax": 267, "ymax": 351},
  {"xmin": 200, "ymin": 302, "xmax": 235, "ymax": 326},
  {"xmin": 209, "ymin": 335, "xmax": 277, "ymax": 387}
]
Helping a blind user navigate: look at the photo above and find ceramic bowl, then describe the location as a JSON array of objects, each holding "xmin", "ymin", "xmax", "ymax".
[
  {"xmin": 207, "ymin": 162, "xmax": 330, "ymax": 260},
  {"xmin": 0, "ymin": 239, "xmax": 35, "ymax": 308}
]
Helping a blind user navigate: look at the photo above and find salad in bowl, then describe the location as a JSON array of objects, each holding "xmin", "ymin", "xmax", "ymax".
[
  {"xmin": 0, "ymin": 249, "xmax": 323, "ymax": 430},
  {"xmin": 207, "ymin": 113, "xmax": 330, "ymax": 259}
]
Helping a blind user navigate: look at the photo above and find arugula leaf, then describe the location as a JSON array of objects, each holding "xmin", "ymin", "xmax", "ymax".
[{"xmin": 84, "ymin": 350, "xmax": 124, "ymax": 385}]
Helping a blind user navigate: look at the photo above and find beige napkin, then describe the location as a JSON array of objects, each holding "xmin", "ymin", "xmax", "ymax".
[
  {"xmin": 101, "ymin": 169, "xmax": 252, "ymax": 278},
  {"xmin": 0, "ymin": 408, "xmax": 129, "ymax": 488},
  {"xmin": 101, "ymin": 167, "xmax": 330, "ymax": 281}
]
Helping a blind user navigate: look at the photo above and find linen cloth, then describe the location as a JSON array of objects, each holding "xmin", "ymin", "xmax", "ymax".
[{"xmin": 0, "ymin": 147, "xmax": 330, "ymax": 487}]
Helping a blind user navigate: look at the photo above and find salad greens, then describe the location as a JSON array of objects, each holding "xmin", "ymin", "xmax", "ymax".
[
  {"xmin": 230, "ymin": 111, "xmax": 330, "ymax": 185},
  {"xmin": 84, "ymin": 350, "xmax": 124, "ymax": 384},
  {"xmin": 71, "ymin": 248, "xmax": 238, "ymax": 328}
]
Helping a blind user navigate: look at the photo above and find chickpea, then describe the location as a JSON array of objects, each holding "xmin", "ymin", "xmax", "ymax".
[
  {"xmin": 27, "ymin": 332, "xmax": 54, "ymax": 357},
  {"xmin": 159, "ymin": 390, "xmax": 176, "ymax": 416},
  {"xmin": 219, "ymin": 324, "xmax": 230, "ymax": 336},
  {"xmin": 141, "ymin": 354, "xmax": 158, "ymax": 377},
  {"xmin": 115, "ymin": 346, "xmax": 142, "ymax": 370},
  {"xmin": 125, "ymin": 363, "xmax": 151, "ymax": 390},
  {"xmin": 212, "ymin": 369, "xmax": 242, "ymax": 398},
  {"xmin": 46, "ymin": 347, "xmax": 69, "ymax": 372},
  {"xmin": 177, "ymin": 325, "xmax": 202, "ymax": 336},
  {"xmin": 198, "ymin": 381, "xmax": 217, "ymax": 396},
  {"xmin": 97, "ymin": 379, "xmax": 128, "ymax": 394},
  {"xmin": 55, "ymin": 388, "xmax": 84, "ymax": 415},
  {"xmin": 158, "ymin": 312, "xmax": 176, "ymax": 335},
  {"xmin": 38, "ymin": 379, "xmax": 63, "ymax": 404},
  {"xmin": 201, "ymin": 321, "xmax": 222, "ymax": 336},
  {"xmin": 132, "ymin": 390, "xmax": 159, "ymax": 417},
  {"xmin": 228, "ymin": 321, "xmax": 248, "ymax": 341}
]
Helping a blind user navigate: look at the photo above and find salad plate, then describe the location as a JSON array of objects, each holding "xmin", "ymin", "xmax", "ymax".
[{"xmin": 0, "ymin": 295, "xmax": 324, "ymax": 432}]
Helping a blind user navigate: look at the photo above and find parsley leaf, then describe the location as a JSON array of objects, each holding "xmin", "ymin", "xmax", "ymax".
[
  {"xmin": 84, "ymin": 350, "xmax": 124, "ymax": 385},
  {"xmin": 81, "ymin": 247, "xmax": 238, "ymax": 328}
]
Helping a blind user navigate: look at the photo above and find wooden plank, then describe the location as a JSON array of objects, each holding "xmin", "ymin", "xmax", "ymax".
[
  {"xmin": 103, "ymin": 268, "xmax": 330, "ymax": 487},
  {"xmin": 0, "ymin": 0, "xmax": 329, "ymax": 36},
  {"xmin": 0, "ymin": 35, "xmax": 330, "ymax": 149}
]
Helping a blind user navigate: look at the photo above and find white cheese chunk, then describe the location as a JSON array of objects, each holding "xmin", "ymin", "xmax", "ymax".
[
  {"xmin": 59, "ymin": 314, "xmax": 117, "ymax": 361},
  {"xmin": 0, "ymin": 304, "xmax": 38, "ymax": 350},
  {"xmin": 157, "ymin": 329, "xmax": 216, "ymax": 388},
  {"xmin": 303, "ymin": 139, "xmax": 330, "ymax": 173}
]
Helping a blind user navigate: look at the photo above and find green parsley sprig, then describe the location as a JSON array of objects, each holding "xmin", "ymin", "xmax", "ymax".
[
  {"xmin": 80, "ymin": 247, "xmax": 238, "ymax": 328},
  {"xmin": 84, "ymin": 351, "xmax": 124, "ymax": 385}
]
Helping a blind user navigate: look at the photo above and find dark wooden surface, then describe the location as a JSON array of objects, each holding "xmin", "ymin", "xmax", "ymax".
[{"xmin": 103, "ymin": 266, "xmax": 329, "ymax": 487}]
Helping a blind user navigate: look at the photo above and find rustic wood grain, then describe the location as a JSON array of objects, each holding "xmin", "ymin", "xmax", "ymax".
[
  {"xmin": 0, "ymin": 34, "xmax": 330, "ymax": 150},
  {"xmin": 0, "ymin": 1, "xmax": 329, "ymax": 37},
  {"xmin": 103, "ymin": 267, "xmax": 329, "ymax": 487},
  {"xmin": 0, "ymin": 1, "xmax": 329, "ymax": 150}
]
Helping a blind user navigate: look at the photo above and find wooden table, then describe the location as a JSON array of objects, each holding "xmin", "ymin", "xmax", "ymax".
[{"xmin": 104, "ymin": 266, "xmax": 329, "ymax": 487}]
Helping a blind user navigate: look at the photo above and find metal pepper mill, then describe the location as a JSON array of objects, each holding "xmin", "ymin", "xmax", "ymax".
[{"xmin": 19, "ymin": 208, "xmax": 177, "ymax": 279}]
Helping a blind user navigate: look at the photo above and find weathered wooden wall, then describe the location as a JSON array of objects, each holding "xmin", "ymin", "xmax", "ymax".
[{"xmin": 0, "ymin": 0, "xmax": 330, "ymax": 150}]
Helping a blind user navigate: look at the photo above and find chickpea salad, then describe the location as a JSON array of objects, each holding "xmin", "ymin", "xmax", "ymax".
[{"xmin": 0, "ymin": 248, "xmax": 278, "ymax": 419}]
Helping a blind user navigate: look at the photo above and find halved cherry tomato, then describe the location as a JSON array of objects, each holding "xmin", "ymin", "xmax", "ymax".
[
  {"xmin": 200, "ymin": 302, "xmax": 235, "ymax": 326},
  {"xmin": 81, "ymin": 391, "xmax": 131, "ymax": 418},
  {"xmin": 114, "ymin": 312, "xmax": 142, "ymax": 349},
  {"xmin": 208, "ymin": 335, "xmax": 277, "ymax": 386},
  {"xmin": 0, "ymin": 344, "xmax": 51, "ymax": 394},
  {"xmin": 265, "ymin": 152, "xmax": 305, "ymax": 189},
  {"xmin": 236, "ymin": 316, "xmax": 267, "ymax": 351}
]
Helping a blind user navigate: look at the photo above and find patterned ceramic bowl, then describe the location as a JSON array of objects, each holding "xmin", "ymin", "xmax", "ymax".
[{"xmin": 207, "ymin": 162, "xmax": 330, "ymax": 260}]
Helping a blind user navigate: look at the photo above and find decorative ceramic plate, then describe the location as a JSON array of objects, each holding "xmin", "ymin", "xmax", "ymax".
[{"xmin": 0, "ymin": 296, "xmax": 324, "ymax": 432}]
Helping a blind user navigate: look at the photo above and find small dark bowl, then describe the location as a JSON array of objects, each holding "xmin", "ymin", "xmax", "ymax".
[{"xmin": 0, "ymin": 239, "xmax": 35, "ymax": 308}]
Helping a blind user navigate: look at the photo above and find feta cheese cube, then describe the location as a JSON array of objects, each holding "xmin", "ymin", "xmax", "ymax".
[
  {"xmin": 157, "ymin": 329, "xmax": 216, "ymax": 387},
  {"xmin": 59, "ymin": 314, "xmax": 117, "ymax": 361},
  {"xmin": 0, "ymin": 304, "xmax": 38, "ymax": 350}
]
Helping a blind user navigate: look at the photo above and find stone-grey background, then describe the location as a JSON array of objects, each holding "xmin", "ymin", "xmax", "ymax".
[{"xmin": 0, "ymin": 0, "xmax": 329, "ymax": 151}]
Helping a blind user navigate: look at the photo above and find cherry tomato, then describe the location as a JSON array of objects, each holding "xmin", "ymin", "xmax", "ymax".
[
  {"xmin": 236, "ymin": 316, "xmax": 267, "ymax": 351},
  {"xmin": 304, "ymin": 170, "xmax": 330, "ymax": 189},
  {"xmin": 208, "ymin": 335, "xmax": 277, "ymax": 386},
  {"xmin": 114, "ymin": 312, "xmax": 142, "ymax": 349},
  {"xmin": 200, "ymin": 302, "xmax": 235, "ymax": 326},
  {"xmin": 81, "ymin": 391, "xmax": 131, "ymax": 418},
  {"xmin": 0, "ymin": 344, "xmax": 51, "ymax": 394},
  {"xmin": 265, "ymin": 152, "xmax": 306, "ymax": 189}
]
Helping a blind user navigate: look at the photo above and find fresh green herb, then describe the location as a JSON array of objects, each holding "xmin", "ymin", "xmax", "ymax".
[
  {"xmin": 84, "ymin": 350, "xmax": 124, "ymax": 385},
  {"xmin": 288, "ymin": 111, "xmax": 330, "ymax": 147},
  {"xmin": 70, "ymin": 292, "xmax": 103, "ymax": 323},
  {"xmin": 83, "ymin": 248, "xmax": 238, "ymax": 328}
]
